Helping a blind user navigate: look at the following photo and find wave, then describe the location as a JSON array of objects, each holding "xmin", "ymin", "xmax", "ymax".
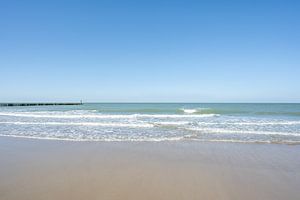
[
  {"xmin": 0, "ymin": 121, "xmax": 153, "ymax": 128},
  {"xmin": 184, "ymin": 138, "xmax": 300, "ymax": 144},
  {"xmin": 0, "ymin": 112, "xmax": 219, "ymax": 119},
  {"xmin": 187, "ymin": 127, "xmax": 300, "ymax": 137},
  {"xmin": 0, "ymin": 134, "xmax": 185, "ymax": 142},
  {"xmin": 179, "ymin": 107, "xmax": 300, "ymax": 116},
  {"xmin": 196, "ymin": 121, "xmax": 300, "ymax": 125},
  {"xmin": 180, "ymin": 108, "xmax": 198, "ymax": 114},
  {"xmin": 1, "ymin": 134, "xmax": 299, "ymax": 144},
  {"xmin": 2, "ymin": 120, "xmax": 299, "ymax": 128},
  {"xmin": 254, "ymin": 111, "xmax": 300, "ymax": 116},
  {"xmin": 153, "ymin": 121, "xmax": 190, "ymax": 126},
  {"xmin": 0, "ymin": 121, "xmax": 191, "ymax": 128},
  {"xmin": 180, "ymin": 108, "xmax": 211, "ymax": 114}
]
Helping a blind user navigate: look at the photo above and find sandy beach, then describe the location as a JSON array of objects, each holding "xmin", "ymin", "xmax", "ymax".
[
  {"xmin": 2, "ymin": 0, "xmax": 300, "ymax": 198},
  {"xmin": 0, "ymin": 137, "xmax": 299, "ymax": 200}
]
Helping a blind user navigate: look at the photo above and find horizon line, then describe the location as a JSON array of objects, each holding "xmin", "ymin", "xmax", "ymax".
[{"xmin": 1, "ymin": 102, "xmax": 300, "ymax": 104}]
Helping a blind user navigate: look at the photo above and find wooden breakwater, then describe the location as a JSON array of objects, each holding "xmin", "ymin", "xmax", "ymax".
[{"xmin": 0, "ymin": 102, "xmax": 83, "ymax": 107}]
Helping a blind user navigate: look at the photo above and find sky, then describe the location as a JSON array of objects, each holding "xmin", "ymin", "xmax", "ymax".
[{"xmin": 0, "ymin": 0, "xmax": 299, "ymax": 103}]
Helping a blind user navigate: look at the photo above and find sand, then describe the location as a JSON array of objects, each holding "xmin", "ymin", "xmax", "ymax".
[{"xmin": 0, "ymin": 137, "xmax": 299, "ymax": 200}]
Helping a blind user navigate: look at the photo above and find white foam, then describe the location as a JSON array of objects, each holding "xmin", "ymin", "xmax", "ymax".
[
  {"xmin": 2, "ymin": 134, "xmax": 299, "ymax": 144},
  {"xmin": 196, "ymin": 121, "xmax": 300, "ymax": 125},
  {"xmin": 181, "ymin": 109, "xmax": 198, "ymax": 114},
  {"xmin": 231, "ymin": 121, "xmax": 300, "ymax": 125},
  {"xmin": 0, "ymin": 112, "xmax": 219, "ymax": 119},
  {"xmin": 187, "ymin": 127, "xmax": 300, "ymax": 137},
  {"xmin": 0, "ymin": 112, "xmax": 133, "ymax": 119},
  {"xmin": 0, "ymin": 134, "xmax": 185, "ymax": 142},
  {"xmin": 138, "ymin": 114, "xmax": 218, "ymax": 118},
  {"xmin": 153, "ymin": 121, "xmax": 190, "ymax": 126},
  {"xmin": 0, "ymin": 121, "xmax": 153, "ymax": 128}
]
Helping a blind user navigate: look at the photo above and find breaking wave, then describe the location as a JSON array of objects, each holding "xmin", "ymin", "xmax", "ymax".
[
  {"xmin": 1, "ymin": 103, "xmax": 300, "ymax": 144},
  {"xmin": 0, "ymin": 112, "xmax": 219, "ymax": 119}
]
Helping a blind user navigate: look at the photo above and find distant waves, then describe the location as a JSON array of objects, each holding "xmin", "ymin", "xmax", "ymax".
[{"xmin": 0, "ymin": 104, "xmax": 300, "ymax": 143}]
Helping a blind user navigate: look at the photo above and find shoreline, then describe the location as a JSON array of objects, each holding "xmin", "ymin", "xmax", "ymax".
[
  {"xmin": 0, "ymin": 134, "xmax": 299, "ymax": 145},
  {"xmin": 1, "ymin": 137, "xmax": 300, "ymax": 200}
]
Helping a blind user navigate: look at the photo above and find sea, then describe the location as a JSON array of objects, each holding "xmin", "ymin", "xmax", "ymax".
[{"xmin": 0, "ymin": 103, "xmax": 300, "ymax": 144}]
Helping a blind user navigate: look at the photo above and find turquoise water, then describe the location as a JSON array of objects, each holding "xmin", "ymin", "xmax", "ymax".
[{"xmin": 0, "ymin": 103, "xmax": 300, "ymax": 143}]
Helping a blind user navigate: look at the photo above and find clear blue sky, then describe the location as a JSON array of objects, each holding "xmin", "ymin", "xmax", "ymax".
[{"xmin": 1, "ymin": 0, "xmax": 299, "ymax": 102}]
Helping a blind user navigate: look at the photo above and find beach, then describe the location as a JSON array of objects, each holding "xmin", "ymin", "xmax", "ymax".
[
  {"xmin": 1, "ymin": 137, "xmax": 299, "ymax": 200},
  {"xmin": 2, "ymin": 0, "xmax": 300, "ymax": 198}
]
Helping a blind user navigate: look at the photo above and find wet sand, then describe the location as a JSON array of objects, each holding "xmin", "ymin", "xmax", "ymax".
[{"xmin": 0, "ymin": 137, "xmax": 299, "ymax": 200}]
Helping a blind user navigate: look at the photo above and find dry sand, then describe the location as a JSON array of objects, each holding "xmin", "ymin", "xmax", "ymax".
[{"xmin": 0, "ymin": 137, "xmax": 299, "ymax": 200}]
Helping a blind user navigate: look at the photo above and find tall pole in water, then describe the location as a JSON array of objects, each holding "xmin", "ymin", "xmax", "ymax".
[{"xmin": 80, "ymin": 100, "xmax": 83, "ymax": 104}]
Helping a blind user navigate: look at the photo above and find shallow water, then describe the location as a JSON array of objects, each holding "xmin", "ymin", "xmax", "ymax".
[{"xmin": 0, "ymin": 103, "xmax": 300, "ymax": 143}]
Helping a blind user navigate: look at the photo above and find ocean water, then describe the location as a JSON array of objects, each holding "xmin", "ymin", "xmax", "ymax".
[{"xmin": 0, "ymin": 103, "xmax": 300, "ymax": 144}]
